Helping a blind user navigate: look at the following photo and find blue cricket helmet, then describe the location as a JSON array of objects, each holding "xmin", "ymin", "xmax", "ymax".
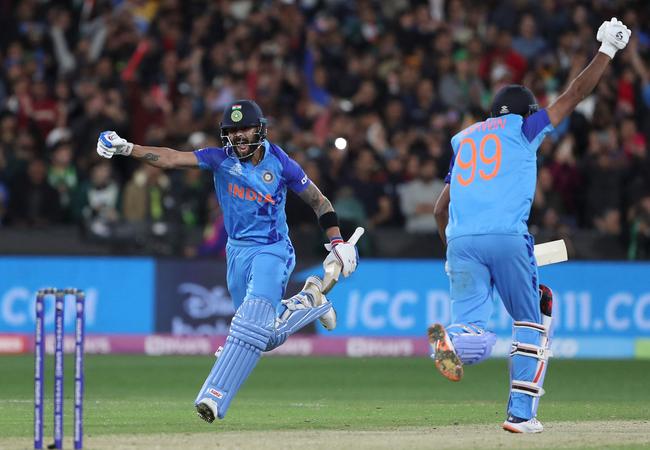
[
  {"xmin": 490, "ymin": 85, "xmax": 539, "ymax": 118},
  {"xmin": 220, "ymin": 99, "xmax": 268, "ymax": 159}
]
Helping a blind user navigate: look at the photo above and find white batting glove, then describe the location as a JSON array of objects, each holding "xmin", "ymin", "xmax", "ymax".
[
  {"xmin": 97, "ymin": 131, "xmax": 133, "ymax": 159},
  {"xmin": 323, "ymin": 238, "xmax": 358, "ymax": 277},
  {"xmin": 597, "ymin": 17, "xmax": 631, "ymax": 59}
]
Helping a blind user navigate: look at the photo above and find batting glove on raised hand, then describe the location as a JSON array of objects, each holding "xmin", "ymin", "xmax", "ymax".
[
  {"xmin": 323, "ymin": 238, "xmax": 358, "ymax": 277},
  {"xmin": 97, "ymin": 131, "xmax": 133, "ymax": 159},
  {"xmin": 597, "ymin": 17, "xmax": 631, "ymax": 59}
]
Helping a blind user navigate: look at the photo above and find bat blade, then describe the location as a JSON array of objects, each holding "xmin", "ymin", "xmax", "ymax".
[{"xmin": 534, "ymin": 239, "xmax": 568, "ymax": 266}]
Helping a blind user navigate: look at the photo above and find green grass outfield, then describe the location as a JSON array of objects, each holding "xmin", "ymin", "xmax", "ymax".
[{"xmin": 1, "ymin": 356, "xmax": 649, "ymax": 448}]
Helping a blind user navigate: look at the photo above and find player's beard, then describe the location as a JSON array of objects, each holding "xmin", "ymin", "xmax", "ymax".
[{"xmin": 234, "ymin": 136, "xmax": 259, "ymax": 160}]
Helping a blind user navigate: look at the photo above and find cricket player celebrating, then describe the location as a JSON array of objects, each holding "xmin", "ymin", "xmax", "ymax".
[
  {"xmin": 430, "ymin": 19, "xmax": 631, "ymax": 433},
  {"xmin": 96, "ymin": 100, "xmax": 358, "ymax": 422}
]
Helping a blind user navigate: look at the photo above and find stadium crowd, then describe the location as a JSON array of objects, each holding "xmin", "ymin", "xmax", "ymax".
[{"xmin": 0, "ymin": 0, "xmax": 649, "ymax": 258}]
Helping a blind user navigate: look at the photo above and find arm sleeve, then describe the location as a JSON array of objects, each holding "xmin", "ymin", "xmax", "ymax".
[
  {"xmin": 522, "ymin": 109, "xmax": 554, "ymax": 149},
  {"xmin": 274, "ymin": 146, "xmax": 310, "ymax": 193},
  {"xmin": 193, "ymin": 147, "xmax": 227, "ymax": 171}
]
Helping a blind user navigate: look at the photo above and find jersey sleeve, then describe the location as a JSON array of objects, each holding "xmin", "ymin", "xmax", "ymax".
[
  {"xmin": 272, "ymin": 145, "xmax": 310, "ymax": 193},
  {"xmin": 522, "ymin": 109, "xmax": 554, "ymax": 150},
  {"xmin": 445, "ymin": 136, "xmax": 459, "ymax": 184},
  {"xmin": 444, "ymin": 157, "xmax": 454, "ymax": 184},
  {"xmin": 193, "ymin": 147, "xmax": 227, "ymax": 171}
]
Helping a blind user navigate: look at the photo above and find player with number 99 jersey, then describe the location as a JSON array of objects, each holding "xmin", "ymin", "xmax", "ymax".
[
  {"xmin": 430, "ymin": 18, "xmax": 629, "ymax": 432},
  {"xmin": 445, "ymin": 109, "xmax": 553, "ymax": 241}
]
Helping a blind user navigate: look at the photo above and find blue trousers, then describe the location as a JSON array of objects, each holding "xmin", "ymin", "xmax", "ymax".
[
  {"xmin": 226, "ymin": 238, "xmax": 296, "ymax": 310},
  {"xmin": 447, "ymin": 234, "xmax": 540, "ymax": 419},
  {"xmin": 194, "ymin": 238, "xmax": 297, "ymax": 419}
]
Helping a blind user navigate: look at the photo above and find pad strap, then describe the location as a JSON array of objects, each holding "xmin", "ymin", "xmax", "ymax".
[
  {"xmin": 510, "ymin": 342, "xmax": 552, "ymax": 360},
  {"xmin": 511, "ymin": 380, "xmax": 545, "ymax": 397},
  {"xmin": 513, "ymin": 320, "xmax": 548, "ymax": 334}
]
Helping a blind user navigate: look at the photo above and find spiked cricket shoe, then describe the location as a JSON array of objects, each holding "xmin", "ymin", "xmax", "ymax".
[
  {"xmin": 502, "ymin": 416, "xmax": 544, "ymax": 433},
  {"xmin": 195, "ymin": 398, "xmax": 218, "ymax": 423},
  {"xmin": 303, "ymin": 276, "xmax": 337, "ymax": 330},
  {"xmin": 428, "ymin": 323, "xmax": 463, "ymax": 382}
]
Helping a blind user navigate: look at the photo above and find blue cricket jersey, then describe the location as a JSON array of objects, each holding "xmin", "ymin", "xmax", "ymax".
[
  {"xmin": 445, "ymin": 110, "xmax": 554, "ymax": 241},
  {"xmin": 194, "ymin": 140, "xmax": 310, "ymax": 244}
]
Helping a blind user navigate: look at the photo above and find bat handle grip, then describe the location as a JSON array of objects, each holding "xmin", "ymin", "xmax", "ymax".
[
  {"xmin": 321, "ymin": 227, "xmax": 365, "ymax": 295},
  {"xmin": 348, "ymin": 227, "xmax": 365, "ymax": 245}
]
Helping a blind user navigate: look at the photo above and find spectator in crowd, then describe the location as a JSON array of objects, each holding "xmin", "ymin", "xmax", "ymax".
[
  {"xmin": 0, "ymin": 0, "xmax": 647, "ymax": 259},
  {"xmin": 195, "ymin": 196, "xmax": 227, "ymax": 258},
  {"xmin": 121, "ymin": 162, "xmax": 183, "ymax": 254},
  {"xmin": 582, "ymin": 128, "xmax": 625, "ymax": 227},
  {"xmin": 8, "ymin": 158, "xmax": 61, "ymax": 226},
  {"xmin": 78, "ymin": 160, "xmax": 120, "ymax": 239},
  {"xmin": 546, "ymin": 135, "xmax": 582, "ymax": 224},
  {"xmin": 438, "ymin": 49, "xmax": 486, "ymax": 112},
  {"xmin": 47, "ymin": 141, "xmax": 78, "ymax": 221},
  {"xmin": 343, "ymin": 148, "xmax": 393, "ymax": 229},
  {"xmin": 512, "ymin": 13, "xmax": 547, "ymax": 63},
  {"xmin": 398, "ymin": 157, "xmax": 445, "ymax": 233},
  {"xmin": 121, "ymin": 163, "xmax": 175, "ymax": 224},
  {"xmin": 628, "ymin": 194, "xmax": 650, "ymax": 260}
]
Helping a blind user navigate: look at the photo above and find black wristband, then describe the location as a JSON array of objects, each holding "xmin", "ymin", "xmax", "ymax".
[{"xmin": 318, "ymin": 211, "xmax": 339, "ymax": 231}]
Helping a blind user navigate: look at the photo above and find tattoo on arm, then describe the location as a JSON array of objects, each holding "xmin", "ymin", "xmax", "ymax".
[
  {"xmin": 298, "ymin": 182, "xmax": 334, "ymax": 217},
  {"xmin": 143, "ymin": 153, "xmax": 160, "ymax": 161}
]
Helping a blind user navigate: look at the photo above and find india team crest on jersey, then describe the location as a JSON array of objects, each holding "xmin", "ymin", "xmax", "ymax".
[
  {"xmin": 231, "ymin": 104, "xmax": 243, "ymax": 122},
  {"xmin": 262, "ymin": 171, "xmax": 274, "ymax": 183}
]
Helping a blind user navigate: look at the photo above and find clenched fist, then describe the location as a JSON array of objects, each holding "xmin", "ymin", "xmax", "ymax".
[
  {"xmin": 97, "ymin": 131, "xmax": 133, "ymax": 159},
  {"xmin": 597, "ymin": 17, "xmax": 631, "ymax": 59}
]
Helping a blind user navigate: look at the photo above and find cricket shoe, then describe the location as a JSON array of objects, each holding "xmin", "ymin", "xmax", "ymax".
[
  {"xmin": 428, "ymin": 323, "xmax": 463, "ymax": 382},
  {"xmin": 303, "ymin": 276, "xmax": 337, "ymax": 330},
  {"xmin": 195, "ymin": 398, "xmax": 218, "ymax": 424},
  {"xmin": 502, "ymin": 415, "xmax": 544, "ymax": 433}
]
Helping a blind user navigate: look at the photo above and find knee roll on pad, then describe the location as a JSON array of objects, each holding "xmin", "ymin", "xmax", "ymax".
[
  {"xmin": 448, "ymin": 323, "xmax": 497, "ymax": 365},
  {"xmin": 229, "ymin": 298, "xmax": 276, "ymax": 349}
]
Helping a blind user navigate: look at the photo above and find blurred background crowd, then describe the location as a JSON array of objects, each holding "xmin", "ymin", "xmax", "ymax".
[{"xmin": 0, "ymin": 0, "xmax": 649, "ymax": 259}]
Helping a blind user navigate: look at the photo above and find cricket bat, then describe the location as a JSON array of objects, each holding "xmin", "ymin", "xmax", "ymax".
[
  {"xmin": 534, "ymin": 239, "xmax": 568, "ymax": 266},
  {"xmin": 321, "ymin": 227, "xmax": 365, "ymax": 294}
]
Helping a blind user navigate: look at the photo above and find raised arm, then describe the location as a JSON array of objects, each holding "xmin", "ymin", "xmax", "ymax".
[
  {"xmin": 547, "ymin": 18, "xmax": 631, "ymax": 127},
  {"xmin": 96, "ymin": 131, "xmax": 199, "ymax": 169}
]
